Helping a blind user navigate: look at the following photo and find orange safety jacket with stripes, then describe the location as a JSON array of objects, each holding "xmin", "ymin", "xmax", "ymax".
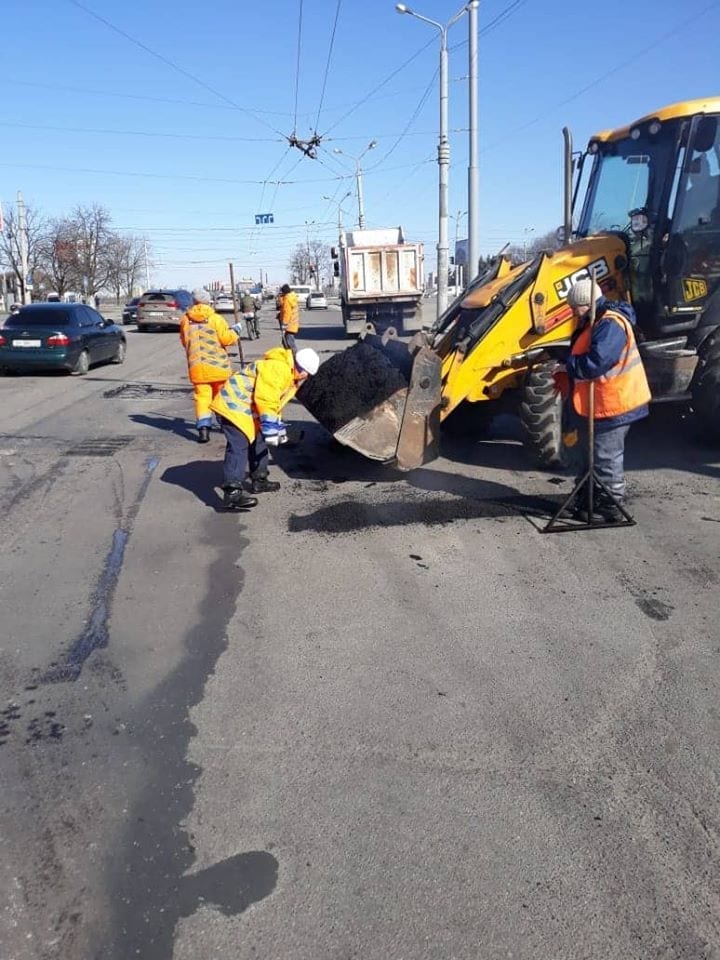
[
  {"xmin": 571, "ymin": 307, "xmax": 651, "ymax": 420},
  {"xmin": 210, "ymin": 347, "xmax": 300, "ymax": 441},
  {"xmin": 179, "ymin": 304, "xmax": 237, "ymax": 385}
]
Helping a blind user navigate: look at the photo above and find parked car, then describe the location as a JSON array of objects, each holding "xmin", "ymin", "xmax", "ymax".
[
  {"xmin": 0, "ymin": 303, "xmax": 126, "ymax": 374},
  {"xmin": 306, "ymin": 291, "xmax": 328, "ymax": 310},
  {"xmin": 136, "ymin": 289, "xmax": 193, "ymax": 331},
  {"xmin": 213, "ymin": 295, "xmax": 236, "ymax": 313},
  {"xmin": 122, "ymin": 296, "xmax": 142, "ymax": 325}
]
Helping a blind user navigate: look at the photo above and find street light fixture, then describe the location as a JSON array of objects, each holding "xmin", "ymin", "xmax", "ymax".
[
  {"xmin": 322, "ymin": 191, "xmax": 353, "ymax": 232},
  {"xmin": 396, "ymin": 0, "xmax": 471, "ymax": 319},
  {"xmin": 332, "ymin": 141, "xmax": 377, "ymax": 228}
]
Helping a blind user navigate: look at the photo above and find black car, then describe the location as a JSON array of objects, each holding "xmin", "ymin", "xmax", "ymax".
[
  {"xmin": 0, "ymin": 303, "xmax": 126, "ymax": 375},
  {"xmin": 122, "ymin": 296, "xmax": 141, "ymax": 325}
]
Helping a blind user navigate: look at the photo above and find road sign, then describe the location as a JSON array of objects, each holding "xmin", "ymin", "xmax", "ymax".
[{"xmin": 255, "ymin": 213, "xmax": 274, "ymax": 225}]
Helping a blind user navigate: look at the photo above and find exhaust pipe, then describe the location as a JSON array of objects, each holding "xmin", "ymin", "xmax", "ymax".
[{"xmin": 562, "ymin": 127, "xmax": 573, "ymax": 245}]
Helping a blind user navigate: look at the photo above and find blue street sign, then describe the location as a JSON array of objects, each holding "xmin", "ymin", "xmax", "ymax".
[{"xmin": 254, "ymin": 213, "xmax": 274, "ymax": 225}]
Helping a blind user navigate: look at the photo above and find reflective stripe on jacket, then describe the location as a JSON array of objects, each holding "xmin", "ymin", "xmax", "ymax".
[
  {"xmin": 571, "ymin": 308, "xmax": 651, "ymax": 419},
  {"xmin": 179, "ymin": 305, "xmax": 237, "ymax": 384},
  {"xmin": 210, "ymin": 347, "xmax": 299, "ymax": 440},
  {"xmin": 279, "ymin": 291, "xmax": 300, "ymax": 333}
]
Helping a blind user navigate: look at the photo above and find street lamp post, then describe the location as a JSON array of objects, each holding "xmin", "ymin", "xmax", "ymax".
[
  {"xmin": 333, "ymin": 141, "xmax": 377, "ymax": 229},
  {"xmin": 467, "ymin": 0, "xmax": 480, "ymax": 283},
  {"xmin": 323, "ymin": 192, "xmax": 352, "ymax": 292},
  {"xmin": 396, "ymin": 2, "xmax": 469, "ymax": 319}
]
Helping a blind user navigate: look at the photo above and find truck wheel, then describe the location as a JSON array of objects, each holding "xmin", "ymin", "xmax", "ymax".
[
  {"xmin": 519, "ymin": 363, "xmax": 564, "ymax": 466},
  {"xmin": 691, "ymin": 354, "xmax": 720, "ymax": 441}
]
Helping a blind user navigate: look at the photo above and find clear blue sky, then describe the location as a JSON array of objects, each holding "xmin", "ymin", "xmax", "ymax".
[{"xmin": 3, "ymin": 0, "xmax": 719, "ymax": 289}]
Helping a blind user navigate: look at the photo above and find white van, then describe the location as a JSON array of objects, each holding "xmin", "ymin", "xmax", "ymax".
[{"xmin": 289, "ymin": 284, "xmax": 312, "ymax": 299}]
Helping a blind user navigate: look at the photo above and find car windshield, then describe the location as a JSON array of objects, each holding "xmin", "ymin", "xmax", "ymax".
[
  {"xmin": 5, "ymin": 308, "xmax": 71, "ymax": 326},
  {"xmin": 577, "ymin": 124, "xmax": 678, "ymax": 236},
  {"xmin": 142, "ymin": 292, "xmax": 175, "ymax": 302}
]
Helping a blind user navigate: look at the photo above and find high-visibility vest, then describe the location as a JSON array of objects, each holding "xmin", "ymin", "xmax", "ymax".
[
  {"xmin": 211, "ymin": 365, "xmax": 258, "ymax": 440},
  {"xmin": 182, "ymin": 321, "xmax": 232, "ymax": 385},
  {"xmin": 571, "ymin": 308, "xmax": 651, "ymax": 419}
]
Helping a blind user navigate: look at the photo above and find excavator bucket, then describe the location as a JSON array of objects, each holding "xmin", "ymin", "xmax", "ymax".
[{"xmin": 297, "ymin": 331, "xmax": 442, "ymax": 470}]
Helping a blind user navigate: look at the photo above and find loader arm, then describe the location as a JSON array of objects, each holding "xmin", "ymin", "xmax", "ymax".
[{"xmin": 299, "ymin": 235, "xmax": 629, "ymax": 470}]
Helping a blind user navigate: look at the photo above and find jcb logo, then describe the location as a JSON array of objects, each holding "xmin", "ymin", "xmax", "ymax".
[
  {"xmin": 554, "ymin": 257, "xmax": 610, "ymax": 301},
  {"xmin": 682, "ymin": 277, "xmax": 708, "ymax": 302}
]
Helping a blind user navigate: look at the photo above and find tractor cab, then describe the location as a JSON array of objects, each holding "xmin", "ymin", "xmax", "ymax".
[{"xmin": 575, "ymin": 99, "xmax": 720, "ymax": 347}]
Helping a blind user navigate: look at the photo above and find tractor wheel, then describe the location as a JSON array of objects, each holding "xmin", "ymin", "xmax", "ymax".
[
  {"xmin": 519, "ymin": 363, "xmax": 565, "ymax": 466},
  {"xmin": 691, "ymin": 353, "xmax": 720, "ymax": 441}
]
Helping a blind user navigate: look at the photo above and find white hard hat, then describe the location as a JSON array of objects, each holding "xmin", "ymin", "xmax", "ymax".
[
  {"xmin": 191, "ymin": 288, "xmax": 211, "ymax": 304},
  {"xmin": 295, "ymin": 347, "xmax": 320, "ymax": 376},
  {"xmin": 567, "ymin": 277, "xmax": 602, "ymax": 310}
]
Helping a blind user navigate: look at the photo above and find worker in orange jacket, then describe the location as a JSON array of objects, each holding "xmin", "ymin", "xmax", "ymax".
[
  {"xmin": 558, "ymin": 278, "xmax": 651, "ymax": 522},
  {"xmin": 276, "ymin": 284, "xmax": 300, "ymax": 350},
  {"xmin": 179, "ymin": 289, "xmax": 240, "ymax": 443},
  {"xmin": 210, "ymin": 346, "xmax": 320, "ymax": 510}
]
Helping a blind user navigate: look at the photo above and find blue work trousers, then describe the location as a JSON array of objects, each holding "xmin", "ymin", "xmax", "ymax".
[
  {"xmin": 576, "ymin": 421, "xmax": 631, "ymax": 498},
  {"xmin": 219, "ymin": 417, "xmax": 269, "ymax": 487}
]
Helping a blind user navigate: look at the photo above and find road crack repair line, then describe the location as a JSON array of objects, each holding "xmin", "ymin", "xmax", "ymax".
[{"xmin": 41, "ymin": 455, "xmax": 161, "ymax": 684}]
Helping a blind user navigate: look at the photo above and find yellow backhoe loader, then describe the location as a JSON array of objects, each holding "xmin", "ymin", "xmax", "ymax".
[{"xmin": 300, "ymin": 97, "xmax": 720, "ymax": 468}]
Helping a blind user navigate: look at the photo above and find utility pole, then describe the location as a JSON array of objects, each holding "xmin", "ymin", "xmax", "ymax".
[
  {"xmin": 229, "ymin": 262, "xmax": 244, "ymax": 364},
  {"xmin": 144, "ymin": 239, "xmax": 151, "ymax": 290},
  {"xmin": 467, "ymin": 0, "xmax": 480, "ymax": 284},
  {"xmin": 396, "ymin": 4, "xmax": 468, "ymax": 319},
  {"xmin": 17, "ymin": 192, "xmax": 30, "ymax": 304},
  {"xmin": 356, "ymin": 162, "xmax": 367, "ymax": 228}
]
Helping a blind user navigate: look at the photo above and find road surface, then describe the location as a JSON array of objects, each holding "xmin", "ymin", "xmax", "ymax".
[{"xmin": 1, "ymin": 304, "xmax": 719, "ymax": 959}]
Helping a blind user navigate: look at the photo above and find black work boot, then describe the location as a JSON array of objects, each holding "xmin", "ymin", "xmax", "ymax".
[
  {"xmin": 221, "ymin": 485, "xmax": 258, "ymax": 511},
  {"xmin": 250, "ymin": 476, "xmax": 281, "ymax": 493},
  {"xmin": 198, "ymin": 426, "xmax": 210, "ymax": 444},
  {"xmin": 594, "ymin": 490, "xmax": 625, "ymax": 523}
]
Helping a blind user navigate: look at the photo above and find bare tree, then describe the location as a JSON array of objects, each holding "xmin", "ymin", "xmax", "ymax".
[
  {"xmin": 0, "ymin": 204, "xmax": 48, "ymax": 301},
  {"xmin": 288, "ymin": 240, "xmax": 331, "ymax": 287},
  {"xmin": 506, "ymin": 228, "xmax": 563, "ymax": 265},
  {"xmin": 39, "ymin": 217, "xmax": 80, "ymax": 297},
  {"xmin": 62, "ymin": 204, "xmax": 115, "ymax": 297}
]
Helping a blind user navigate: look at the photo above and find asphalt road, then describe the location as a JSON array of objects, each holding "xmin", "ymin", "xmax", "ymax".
[{"xmin": 1, "ymin": 305, "xmax": 719, "ymax": 960}]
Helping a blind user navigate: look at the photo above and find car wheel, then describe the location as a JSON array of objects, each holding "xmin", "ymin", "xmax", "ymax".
[
  {"xmin": 111, "ymin": 340, "xmax": 127, "ymax": 365},
  {"xmin": 71, "ymin": 350, "xmax": 90, "ymax": 376}
]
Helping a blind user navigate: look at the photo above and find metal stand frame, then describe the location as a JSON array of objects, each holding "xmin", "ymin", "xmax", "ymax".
[{"xmin": 542, "ymin": 278, "xmax": 635, "ymax": 534}]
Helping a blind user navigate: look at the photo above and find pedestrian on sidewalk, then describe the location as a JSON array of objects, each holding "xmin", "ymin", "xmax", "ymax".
[
  {"xmin": 210, "ymin": 346, "xmax": 320, "ymax": 511},
  {"xmin": 560, "ymin": 277, "xmax": 651, "ymax": 522},
  {"xmin": 276, "ymin": 283, "xmax": 300, "ymax": 351},
  {"xmin": 241, "ymin": 290, "xmax": 260, "ymax": 339},
  {"xmin": 179, "ymin": 288, "xmax": 241, "ymax": 444}
]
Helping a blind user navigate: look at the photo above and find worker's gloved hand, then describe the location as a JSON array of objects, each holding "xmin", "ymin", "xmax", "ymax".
[
  {"xmin": 231, "ymin": 323, "xmax": 243, "ymax": 336},
  {"xmin": 552, "ymin": 364, "xmax": 570, "ymax": 398},
  {"xmin": 260, "ymin": 415, "xmax": 286, "ymax": 445}
]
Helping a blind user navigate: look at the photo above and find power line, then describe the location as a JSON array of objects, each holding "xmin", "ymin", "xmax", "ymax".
[
  {"xmin": 368, "ymin": 68, "xmax": 438, "ymax": 170},
  {"xmin": 292, "ymin": 0, "xmax": 305, "ymax": 133},
  {"xmin": 64, "ymin": 0, "xmax": 287, "ymax": 137},
  {"xmin": 0, "ymin": 119, "xmax": 283, "ymax": 143},
  {"xmin": 481, "ymin": 0, "xmax": 720, "ymax": 153},
  {"xmin": 320, "ymin": 36, "xmax": 436, "ymax": 136},
  {"xmin": 313, "ymin": 0, "xmax": 343, "ymax": 134},
  {"xmin": 450, "ymin": 0, "xmax": 530, "ymax": 50}
]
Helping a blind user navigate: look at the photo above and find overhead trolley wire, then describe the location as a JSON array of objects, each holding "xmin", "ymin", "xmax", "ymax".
[
  {"xmin": 65, "ymin": 0, "xmax": 287, "ymax": 137},
  {"xmin": 292, "ymin": 0, "xmax": 305, "ymax": 133},
  {"xmin": 313, "ymin": 0, "xmax": 343, "ymax": 134},
  {"xmin": 320, "ymin": 35, "xmax": 436, "ymax": 137}
]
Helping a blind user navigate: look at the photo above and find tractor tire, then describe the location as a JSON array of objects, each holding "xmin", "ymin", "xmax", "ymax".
[
  {"xmin": 519, "ymin": 363, "xmax": 564, "ymax": 466},
  {"xmin": 691, "ymin": 353, "xmax": 720, "ymax": 441}
]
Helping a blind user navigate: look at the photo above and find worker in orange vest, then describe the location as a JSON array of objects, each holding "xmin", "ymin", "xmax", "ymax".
[
  {"xmin": 557, "ymin": 278, "xmax": 651, "ymax": 522},
  {"xmin": 276, "ymin": 284, "xmax": 300, "ymax": 351},
  {"xmin": 179, "ymin": 289, "xmax": 240, "ymax": 443}
]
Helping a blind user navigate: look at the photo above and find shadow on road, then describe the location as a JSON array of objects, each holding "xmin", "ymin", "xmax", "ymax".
[
  {"xmin": 130, "ymin": 413, "xmax": 197, "ymax": 442},
  {"xmin": 161, "ymin": 459, "xmax": 224, "ymax": 509}
]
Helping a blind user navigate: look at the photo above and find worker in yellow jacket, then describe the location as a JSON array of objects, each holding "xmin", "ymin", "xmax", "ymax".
[
  {"xmin": 210, "ymin": 346, "xmax": 320, "ymax": 510},
  {"xmin": 179, "ymin": 289, "xmax": 240, "ymax": 443},
  {"xmin": 276, "ymin": 284, "xmax": 300, "ymax": 350}
]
